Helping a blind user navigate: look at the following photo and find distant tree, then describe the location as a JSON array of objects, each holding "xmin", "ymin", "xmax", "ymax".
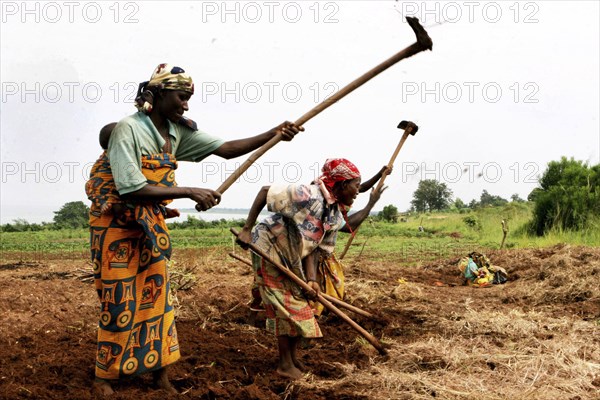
[
  {"xmin": 527, "ymin": 188, "xmax": 542, "ymax": 202},
  {"xmin": 411, "ymin": 180, "xmax": 453, "ymax": 212},
  {"xmin": 2, "ymin": 218, "xmax": 53, "ymax": 232},
  {"xmin": 2, "ymin": 219, "xmax": 25, "ymax": 232},
  {"xmin": 53, "ymin": 201, "xmax": 90, "ymax": 229},
  {"xmin": 453, "ymin": 198, "xmax": 466, "ymax": 210},
  {"xmin": 530, "ymin": 157, "xmax": 600, "ymax": 235},
  {"xmin": 510, "ymin": 193, "xmax": 525, "ymax": 203},
  {"xmin": 468, "ymin": 199, "xmax": 479, "ymax": 209},
  {"xmin": 479, "ymin": 190, "xmax": 508, "ymax": 207},
  {"xmin": 12, "ymin": 218, "xmax": 31, "ymax": 232},
  {"xmin": 379, "ymin": 204, "xmax": 398, "ymax": 222}
]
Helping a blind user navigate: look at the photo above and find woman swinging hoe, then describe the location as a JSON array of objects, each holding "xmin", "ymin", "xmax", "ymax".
[
  {"xmin": 87, "ymin": 64, "xmax": 303, "ymax": 395},
  {"xmin": 237, "ymin": 159, "xmax": 385, "ymax": 379}
]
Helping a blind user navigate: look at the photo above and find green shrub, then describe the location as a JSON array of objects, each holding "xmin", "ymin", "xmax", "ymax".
[
  {"xmin": 529, "ymin": 158, "xmax": 600, "ymax": 235},
  {"xmin": 463, "ymin": 215, "xmax": 480, "ymax": 229},
  {"xmin": 378, "ymin": 205, "xmax": 399, "ymax": 223}
]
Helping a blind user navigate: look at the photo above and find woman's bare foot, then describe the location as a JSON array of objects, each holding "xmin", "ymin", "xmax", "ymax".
[
  {"xmin": 156, "ymin": 379, "xmax": 178, "ymax": 395},
  {"xmin": 153, "ymin": 368, "xmax": 178, "ymax": 394},
  {"xmin": 292, "ymin": 357, "xmax": 307, "ymax": 372},
  {"xmin": 276, "ymin": 365, "xmax": 304, "ymax": 380},
  {"xmin": 277, "ymin": 335, "xmax": 305, "ymax": 380},
  {"xmin": 290, "ymin": 337, "xmax": 307, "ymax": 371},
  {"xmin": 92, "ymin": 378, "xmax": 114, "ymax": 396}
]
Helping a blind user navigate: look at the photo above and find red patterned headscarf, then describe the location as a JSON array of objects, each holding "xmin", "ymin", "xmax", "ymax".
[{"xmin": 316, "ymin": 158, "xmax": 361, "ymax": 204}]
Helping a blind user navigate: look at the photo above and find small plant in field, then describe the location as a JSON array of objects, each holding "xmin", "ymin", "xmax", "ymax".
[
  {"xmin": 168, "ymin": 260, "xmax": 199, "ymax": 317},
  {"xmin": 354, "ymin": 336, "xmax": 370, "ymax": 348},
  {"xmin": 169, "ymin": 260, "xmax": 198, "ymax": 291},
  {"xmin": 463, "ymin": 215, "xmax": 480, "ymax": 230}
]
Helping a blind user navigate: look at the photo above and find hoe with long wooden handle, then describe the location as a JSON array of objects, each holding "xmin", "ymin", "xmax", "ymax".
[
  {"xmin": 228, "ymin": 252, "xmax": 376, "ymax": 320},
  {"xmin": 339, "ymin": 120, "xmax": 419, "ymax": 260},
  {"xmin": 230, "ymin": 229, "xmax": 387, "ymax": 355},
  {"xmin": 215, "ymin": 17, "xmax": 432, "ymax": 195}
]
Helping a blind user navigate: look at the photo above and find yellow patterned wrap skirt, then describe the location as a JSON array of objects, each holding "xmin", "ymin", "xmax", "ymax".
[{"xmin": 87, "ymin": 152, "xmax": 180, "ymax": 379}]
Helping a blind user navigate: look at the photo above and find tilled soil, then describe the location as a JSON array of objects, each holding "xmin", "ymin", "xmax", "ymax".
[{"xmin": 0, "ymin": 244, "xmax": 598, "ymax": 399}]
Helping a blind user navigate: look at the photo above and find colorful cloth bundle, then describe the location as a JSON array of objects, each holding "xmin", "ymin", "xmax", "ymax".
[{"xmin": 458, "ymin": 252, "xmax": 508, "ymax": 287}]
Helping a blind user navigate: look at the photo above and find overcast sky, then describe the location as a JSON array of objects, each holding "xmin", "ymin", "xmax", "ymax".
[{"xmin": 1, "ymin": 0, "xmax": 599, "ymax": 223}]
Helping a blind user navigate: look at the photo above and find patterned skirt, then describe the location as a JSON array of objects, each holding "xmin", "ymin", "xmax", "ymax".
[
  {"xmin": 87, "ymin": 153, "xmax": 180, "ymax": 379},
  {"xmin": 311, "ymin": 252, "xmax": 345, "ymax": 317},
  {"xmin": 251, "ymin": 231, "xmax": 322, "ymax": 338}
]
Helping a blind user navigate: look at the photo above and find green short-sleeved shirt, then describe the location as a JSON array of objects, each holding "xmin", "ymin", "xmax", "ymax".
[{"xmin": 107, "ymin": 112, "xmax": 225, "ymax": 194}]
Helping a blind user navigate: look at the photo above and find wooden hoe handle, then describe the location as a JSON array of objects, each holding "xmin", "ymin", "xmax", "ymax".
[
  {"xmin": 216, "ymin": 17, "xmax": 432, "ymax": 195},
  {"xmin": 339, "ymin": 120, "xmax": 418, "ymax": 259},
  {"xmin": 374, "ymin": 121, "xmax": 418, "ymax": 193},
  {"xmin": 230, "ymin": 229, "xmax": 387, "ymax": 355},
  {"xmin": 228, "ymin": 252, "xmax": 376, "ymax": 320}
]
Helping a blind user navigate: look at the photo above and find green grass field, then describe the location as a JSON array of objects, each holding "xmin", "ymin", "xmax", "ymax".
[
  {"xmin": 2, "ymin": 203, "xmax": 598, "ymax": 264},
  {"xmin": 338, "ymin": 202, "xmax": 599, "ymax": 264}
]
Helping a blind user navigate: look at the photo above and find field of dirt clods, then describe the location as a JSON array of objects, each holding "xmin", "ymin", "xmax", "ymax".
[{"xmin": 0, "ymin": 244, "xmax": 599, "ymax": 399}]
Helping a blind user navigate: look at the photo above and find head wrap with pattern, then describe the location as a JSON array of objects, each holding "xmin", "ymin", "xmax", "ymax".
[{"xmin": 135, "ymin": 63, "xmax": 194, "ymax": 113}]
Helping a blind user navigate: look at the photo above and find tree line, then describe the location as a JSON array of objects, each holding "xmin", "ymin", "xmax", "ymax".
[
  {"xmin": 378, "ymin": 157, "xmax": 599, "ymax": 236},
  {"xmin": 1, "ymin": 201, "xmax": 90, "ymax": 232},
  {"xmin": 3, "ymin": 157, "xmax": 598, "ymax": 236},
  {"xmin": 408, "ymin": 180, "xmax": 524, "ymax": 213}
]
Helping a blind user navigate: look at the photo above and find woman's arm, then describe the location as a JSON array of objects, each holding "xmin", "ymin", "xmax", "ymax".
[
  {"xmin": 121, "ymin": 185, "xmax": 221, "ymax": 211},
  {"xmin": 236, "ymin": 186, "xmax": 269, "ymax": 246},
  {"xmin": 304, "ymin": 251, "xmax": 317, "ymax": 282},
  {"xmin": 359, "ymin": 166, "xmax": 392, "ymax": 193},
  {"xmin": 212, "ymin": 121, "xmax": 304, "ymax": 159},
  {"xmin": 108, "ymin": 121, "xmax": 221, "ymax": 212},
  {"xmin": 303, "ymin": 251, "xmax": 320, "ymax": 299},
  {"xmin": 340, "ymin": 186, "xmax": 386, "ymax": 233}
]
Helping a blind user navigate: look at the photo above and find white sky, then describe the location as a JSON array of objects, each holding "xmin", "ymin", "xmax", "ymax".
[{"xmin": 1, "ymin": 0, "xmax": 599, "ymax": 223}]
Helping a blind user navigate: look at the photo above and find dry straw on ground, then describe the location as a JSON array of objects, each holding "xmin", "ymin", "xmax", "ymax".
[
  {"xmin": 291, "ymin": 245, "xmax": 600, "ymax": 399},
  {"xmin": 0, "ymin": 244, "xmax": 598, "ymax": 399}
]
